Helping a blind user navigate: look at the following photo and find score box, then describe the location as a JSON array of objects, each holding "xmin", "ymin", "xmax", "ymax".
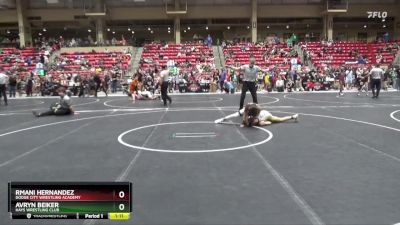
[{"xmin": 8, "ymin": 182, "xmax": 132, "ymax": 220}]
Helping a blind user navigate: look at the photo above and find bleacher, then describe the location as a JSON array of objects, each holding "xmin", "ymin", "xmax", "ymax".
[
  {"xmin": 0, "ymin": 47, "xmax": 42, "ymax": 71},
  {"xmin": 302, "ymin": 41, "xmax": 399, "ymax": 68},
  {"xmin": 223, "ymin": 43, "xmax": 297, "ymax": 70},
  {"xmin": 369, "ymin": 42, "xmax": 397, "ymax": 64},
  {"xmin": 140, "ymin": 43, "xmax": 215, "ymax": 79},
  {"xmin": 48, "ymin": 51, "xmax": 131, "ymax": 78}
]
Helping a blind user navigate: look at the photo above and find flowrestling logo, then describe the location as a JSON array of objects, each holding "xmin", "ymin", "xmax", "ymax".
[{"xmin": 367, "ymin": 11, "xmax": 388, "ymax": 19}]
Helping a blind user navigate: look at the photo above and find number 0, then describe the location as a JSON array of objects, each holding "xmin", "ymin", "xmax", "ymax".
[
  {"xmin": 119, "ymin": 191, "xmax": 125, "ymax": 198},
  {"xmin": 119, "ymin": 204, "xmax": 125, "ymax": 211}
]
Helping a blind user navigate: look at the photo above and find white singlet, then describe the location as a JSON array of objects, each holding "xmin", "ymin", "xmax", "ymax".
[{"xmin": 258, "ymin": 110, "xmax": 272, "ymax": 121}]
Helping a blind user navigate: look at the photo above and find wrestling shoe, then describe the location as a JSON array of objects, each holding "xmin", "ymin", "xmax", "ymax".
[
  {"xmin": 214, "ymin": 118, "xmax": 224, "ymax": 124},
  {"xmin": 32, "ymin": 111, "xmax": 40, "ymax": 117},
  {"xmin": 292, "ymin": 114, "xmax": 298, "ymax": 122}
]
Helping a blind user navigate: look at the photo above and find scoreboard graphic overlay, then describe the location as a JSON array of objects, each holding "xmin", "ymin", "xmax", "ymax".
[{"xmin": 8, "ymin": 182, "xmax": 132, "ymax": 220}]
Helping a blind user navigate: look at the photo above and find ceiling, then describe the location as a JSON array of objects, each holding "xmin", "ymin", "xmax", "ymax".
[{"xmin": 0, "ymin": 0, "xmax": 397, "ymax": 10}]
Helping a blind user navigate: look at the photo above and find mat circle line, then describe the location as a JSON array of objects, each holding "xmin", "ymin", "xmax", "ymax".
[
  {"xmin": 1, "ymin": 108, "xmax": 400, "ymax": 139},
  {"xmin": 390, "ymin": 110, "xmax": 400, "ymax": 123},
  {"xmin": 117, "ymin": 121, "xmax": 273, "ymax": 153},
  {"xmin": 284, "ymin": 94, "xmax": 397, "ymax": 106},
  {"xmin": 103, "ymin": 97, "xmax": 224, "ymax": 108},
  {"xmin": 0, "ymin": 98, "xmax": 99, "ymax": 113},
  {"xmin": 3, "ymin": 101, "xmax": 45, "ymax": 107}
]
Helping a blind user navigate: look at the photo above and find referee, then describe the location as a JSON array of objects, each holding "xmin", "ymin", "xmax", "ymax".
[
  {"xmin": 159, "ymin": 66, "xmax": 172, "ymax": 106},
  {"xmin": 0, "ymin": 69, "xmax": 9, "ymax": 106},
  {"xmin": 369, "ymin": 64, "xmax": 384, "ymax": 99},
  {"xmin": 228, "ymin": 57, "xmax": 268, "ymax": 113}
]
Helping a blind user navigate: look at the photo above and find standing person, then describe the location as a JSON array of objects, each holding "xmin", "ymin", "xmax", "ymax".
[
  {"xmin": 228, "ymin": 57, "xmax": 268, "ymax": 113},
  {"xmin": 26, "ymin": 74, "xmax": 33, "ymax": 97},
  {"xmin": 219, "ymin": 69, "xmax": 226, "ymax": 92},
  {"xmin": 104, "ymin": 74, "xmax": 110, "ymax": 94},
  {"xmin": 16, "ymin": 76, "xmax": 23, "ymax": 97},
  {"xmin": 111, "ymin": 72, "xmax": 118, "ymax": 93},
  {"xmin": 206, "ymin": 34, "xmax": 213, "ymax": 48},
  {"xmin": 369, "ymin": 64, "xmax": 384, "ymax": 99},
  {"xmin": 8, "ymin": 75, "xmax": 17, "ymax": 98},
  {"xmin": 345, "ymin": 68, "xmax": 353, "ymax": 90},
  {"xmin": 357, "ymin": 69, "xmax": 369, "ymax": 96},
  {"xmin": 396, "ymin": 66, "xmax": 400, "ymax": 92},
  {"xmin": 93, "ymin": 74, "xmax": 108, "ymax": 97},
  {"xmin": 159, "ymin": 66, "xmax": 172, "ymax": 106},
  {"xmin": 337, "ymin": 68, "xmax": 345, "ymax": 97},
  {"xmin": 93, "ymin": 74, "xmax": 101, "ymax": 97},
  {"xmin": 355, "ymin": 66, "xmax": 364, "ymax": 90},
  {"xmin": 0, "ymin": 69, "xmax": 9, "ymax": 106},
  {"xmin": 128, "ymin": 75, "xmax": 140, "ymax": 103}
]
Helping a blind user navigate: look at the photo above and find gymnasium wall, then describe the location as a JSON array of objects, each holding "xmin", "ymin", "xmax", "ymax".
[
  {"xmin": 1, "ymin": 4, "xmax": 399, "ymax": 22},
  {"xmin": 0, "ymin": 4, "xmax": 399, "ymax": 42}
]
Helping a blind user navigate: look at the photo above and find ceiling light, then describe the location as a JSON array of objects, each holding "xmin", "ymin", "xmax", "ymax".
[
  {"xmin": 168, "ymin": 30, "xmax": 171, "ymax": 33},
  {"xmin": 150, "ymin": 30, "xmax": 154, "ymax": 34},
  {"xmin": 267, "ymin": 25, "xmax": 270, "ymax": 29},
  {"xmin": 147, "ymin": 27, "xmax": 151, "ymax": 31},
  {"xmin": 43, "ymin": 28, "xmax": 47, "ymax": 32},
  {"xmin": 227, "ymin": 26, "xmax": 230, "ymax": 30},
  {"xmin": 247, "ymin": 26, "xmax": 250, "ymax": 29},
  {"xmin": 363, "ymin": 25, "xmax": 367, "ymax": 28},
  {"xmin": 38, "ymin": 32, "xmax": 42, "ymax": 36},
  {"xmin": 112, "ymin": 31, "xmax": 115, "ymax": 34},
  {"xmin": 6, "ymin": 30, "xmax": 10, "ymax": 34},
  {"xmin": 168, "ymin": 27, "xmax": 171, "ymax": 30},
  {"xmin": 187, "ymin": 27, "xmax": 190, "ymax": 30},
  {"xmin": 128, "ymin": 28, "xmax": 131, "ymax": 31},
  {"xmin": 382, "ymin": 24, "xmax": 386, "ymax": 28},
  {"xmin": 131, "ymin": 31, "xmax": 135, "ymax": 34},
  {"xmin": 205, "ymin": 26, "xmax": 208, "ymax": 30},
  {"xmin": 184, "ymin": 29, "xmax": 186, "ymax": 33},
  {"xmin": 107, "ymin": 28, "xmax": 110, "ymax": 32},
  {"xmin": 286, "ymin": 25, "xmax": 289, "ymax": 29},
  {"xmin": 88, "ymin": 29, "xmax": 91, "ymax": 32}
]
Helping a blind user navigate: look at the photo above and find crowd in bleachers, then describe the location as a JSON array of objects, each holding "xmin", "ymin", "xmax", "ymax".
[
  {"xmin": 300, "ymin": 40, "xmax": 400, "ymax": 69},
  {"xmin": 217, "ymin": 38, "xmax": 400, "ymax": 94},
  {"xmin": 59, "ymin": 36, "xmax": 129, "ymax": 48},
  {"xmin": 0, "ymin": 39, "xmax": 132, "ymax": 97},
  {"xmin": 136, "ymin": 42, "xmax": 217, "ymax": 93},
  {"xmin": 1, "ymin": 36, "xmax": 400, "ymax": 101}
]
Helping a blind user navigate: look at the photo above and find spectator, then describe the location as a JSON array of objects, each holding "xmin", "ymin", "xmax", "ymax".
[
  {"xmin": 26, "ymin": 74, "xmax": 33, "ymax": 97},
  {"xmin": 276, "ymin": 76, "xmax": 285, "ymax": 92},
  {"xmin": 219, "ymin": 69, "xmax": 227, "ymax": 92},
  {"xmin": 8, "ymin": 75, "xmax": 17, "ymax": 98},
  {"xmin": 111, "ymin": 72, "xmax": 118, "ymax": 93},
  {"xmin": 345, "ymin": 68, "xmax": 353, "ymax": 90},
  {"xmin": 206, "ymin": 34, "xmax": 213, "ymax": 47},
  {"xmin": 395, "ymin": 66, "xmax": 400, "ymax": 91},
  {"xmin": 383, "ymin": 32, "xmax": 389, "ymax": 43},
  {"xmin": 0, "ymin": 69, "xmax": 9, "ymax": 105}
]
